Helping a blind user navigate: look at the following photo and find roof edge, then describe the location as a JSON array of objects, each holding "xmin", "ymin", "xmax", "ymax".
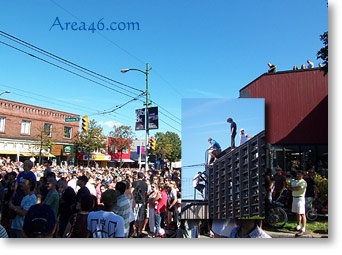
[{"xmin": 239, "ymin": 68, "xmax": 324, "ymax": 92}]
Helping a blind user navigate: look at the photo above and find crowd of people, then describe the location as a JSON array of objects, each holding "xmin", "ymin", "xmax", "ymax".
[{"xmin": 0, "ymin": 157, "xmax": 182, "ymax": 238}]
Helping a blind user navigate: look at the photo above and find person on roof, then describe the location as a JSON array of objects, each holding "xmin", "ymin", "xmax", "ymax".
[
  {"xmin": 207, "ymin": 138, "xmax": 221, "ymax": 165},
  {"xmin": 268, "ymin": 62, "xmax": 277, "ymax": 73},
  {"xmin": 239, "ymin": 128, "xmax": 252, "ymax": 145}
]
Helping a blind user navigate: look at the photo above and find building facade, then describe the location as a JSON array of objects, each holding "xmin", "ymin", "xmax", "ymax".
[
  {"xmin": 239, "ymin": 68, "xmax": 328, "ymax": 176},
  {"xmin": 107, "ymin": 137, "xmax": 134, "ymax": 167},
  {"xmin": 0, "ymin": 98, "xmax": 80, "ymax": 165}
]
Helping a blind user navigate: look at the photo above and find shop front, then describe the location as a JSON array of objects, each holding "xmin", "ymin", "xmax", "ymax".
[
  {"xmin": 78, "ymin": 153, "xmax": 111, "ymax": 168},
  {"xmin": 51, "ymin": 144, "xmax": 76, "ymax": 166},
  {"xmin": 0, "ymin": 139, "xmax": 55, "ymax": 163},
  {"xmin": 268, "ymin": 144, "xmax": 328, "ymax": 177}
]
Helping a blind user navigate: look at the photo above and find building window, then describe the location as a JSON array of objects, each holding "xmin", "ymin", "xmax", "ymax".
[
  {"xmin": 64, "ymin": 127, "xmax": 72, "ymax": 139},
  {"xmin": 0, "ymin": 117, "xmax": 5, "ymax": 132},
  {"xmin": 21, "ymin": 120, "xmax": 31, "ymax": 135},
  {"xmin": 44, "ymin": 123, "xmax": 52, "ymax": 137},
  {"xmin": 122, "ymin": 148, "xmax": 128, "ymax": 154}
]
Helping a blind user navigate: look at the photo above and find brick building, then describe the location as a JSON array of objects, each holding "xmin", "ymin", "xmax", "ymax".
[{"xmin": 0, "ymin": 98, "xmax": 80, "ymax": 165}]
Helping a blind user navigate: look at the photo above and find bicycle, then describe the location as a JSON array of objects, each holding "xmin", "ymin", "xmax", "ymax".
[
  {"xmin": 265, "ymin": 189, "xmax": 292, "ymax": 229},
  {"xmin": 306, "ymin": 196, "xmax": 328, "ymax": 221}
]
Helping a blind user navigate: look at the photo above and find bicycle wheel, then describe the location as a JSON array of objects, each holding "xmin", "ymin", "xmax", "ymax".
[
  {"xmin": 306, "ymin": 208, "xmax": 318, "ymax": 221},
  {"xmin": 266, "ymin": 207, "xmax": 288, "ymax": 229}
]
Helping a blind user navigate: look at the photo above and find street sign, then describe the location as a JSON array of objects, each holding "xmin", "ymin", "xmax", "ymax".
[{"xmin": 65, "ymin": 117, "xmax": 80, "ymax": 122}]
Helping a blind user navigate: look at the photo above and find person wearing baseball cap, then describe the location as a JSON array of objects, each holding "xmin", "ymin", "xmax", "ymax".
[
  {"xmin": 239, "ymin": 128, "xmax": 252, "ymax": 145},
  {"xmin": 23, "ymin": 203, "xmax": 56, "ymax": 238}
]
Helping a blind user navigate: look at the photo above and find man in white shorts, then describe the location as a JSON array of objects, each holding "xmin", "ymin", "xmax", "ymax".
[{"xmin": 287, "ymin": 170, "xmax": 307, "ymax": 236}]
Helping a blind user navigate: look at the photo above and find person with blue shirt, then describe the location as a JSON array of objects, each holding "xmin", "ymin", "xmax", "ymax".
[
  {"xmin": 11, "ymin": 160, "xmax": 37, "ymax": 207},
  {"xmin": 207, "ymin": 138, "xmax": 221, "ymax": 165},
  {"xmin": 9, "ymin": 177, "xmax": 37, "ymax": 237},
  {"xmin": 239, "ymin": 128, "xmax": 252, "ymax": 145}
]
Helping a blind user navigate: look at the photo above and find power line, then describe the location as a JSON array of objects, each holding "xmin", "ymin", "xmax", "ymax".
[
  {"xmin": 49, "ymin": 0, "xmax": 183, "ymax": 99},
  {"xmin": 0, "ymin": 82, "xmax": 138, "ymax": 129},
  {"xmin": 150, "ymin": 99, "xmax": 181, "ymax": 122},
  {"xmin": 0, "ymin": 39, "xmax": 142, "ymax": 99},
  {"xmin": 49, "ymin": 0, "xmax": 146, "ymax": 65},
  {"xmin": 182, "ymin": 163, "xmax": 206, "ymax": 168},
  {"xmin": 5, "ymin": 90, "xmax": 135, "ymax": 132},
  {"xmin": 87, "ymin": 92, "xmax": 145, "ymax": 116},
  {"xmin": 0, "ymin": 31, "xmax": 145, "ymax": 95},
  {"xmin": 0, "ymin": 82, "xmax": 99, "ymax": 113},
  {"xmin": 158, "ymin": 109, "xmax": 181, "ymax": 126},
  {"xmin": 153, "ymin": 70, "xmax": 184, "ymax": 98},
  {"xmin": 0, "ymin": 37, "xmax": 181, "ymax": 133},
  {"xmin": 159, "ymin": 118, "xmax": 181, "ymax": 133}
]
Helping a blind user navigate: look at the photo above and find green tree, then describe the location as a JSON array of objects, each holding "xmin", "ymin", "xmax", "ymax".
[
  {"xmin": 35, "ymin": 125, "xmax": 55, "ymax": 165},
  {"xmin": 154, "ymin": 131, "xmax": 181, "ymax": 168},
  {"xmin": 108, "ymin": 125, "xmax": 135, "ymax": 168},
  {"xmin": 74, "ymin": 119, "xmax": 107, "ymax": 166},
  {"xmin": 317, "ymin": 31, "xmax": 328, "ymax": 76}
]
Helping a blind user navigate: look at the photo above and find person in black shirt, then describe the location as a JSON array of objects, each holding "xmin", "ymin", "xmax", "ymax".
[
  {"xmin": 304, "ymin": 170, "xmax": 319, "ymax": 211},
  {"xmin": 57, "ymin": 179, "xmax": 76, "ymax": 237},
  {"xmin": 227, "ymin": 118, "xmax": 237, "ymax": 149},
  {"xmin": 76, "ymin": 175, "xmax": 90, "ymax": 205},
  {"xmin": 132, "ymin": 172, "xmax": 147, "ymax": 237}
]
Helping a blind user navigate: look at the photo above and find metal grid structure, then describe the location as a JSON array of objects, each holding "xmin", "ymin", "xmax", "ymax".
[{"xmin": 207, "ymin": 131, "xmax": 265, "ymax": 219}]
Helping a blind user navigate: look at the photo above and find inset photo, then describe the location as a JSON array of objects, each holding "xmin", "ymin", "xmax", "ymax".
[{"xmin": 181, "ymin": 98, "xmax": 265, "ymax": 220}]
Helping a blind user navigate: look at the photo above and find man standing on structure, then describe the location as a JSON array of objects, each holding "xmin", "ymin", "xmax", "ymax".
[{"xmin": 227, "ymin": 118, "xmax": 237, "ymax": 150}]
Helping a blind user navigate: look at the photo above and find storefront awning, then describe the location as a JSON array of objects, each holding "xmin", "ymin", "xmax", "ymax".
[
  {"xmin": 0, "ymin": 150, "xmax": 19, "ymax": 155},
  {"xmin": 111, "ymin": 159, "xmax": 135, "ymax": 163},
  {"xmin": 82, "ymin": 154, "xmax": 111, "ymax": 161},
  {"xmin": 42, "ymin": 153, "xmax": 55, "ymax": 158},
  {"xmin": 20, "ymin": 152, "xmax": 34, "ymax": 156},
  {"xmin": 20, "ymin": 152, "xmax": 55, "ymax": 157}
]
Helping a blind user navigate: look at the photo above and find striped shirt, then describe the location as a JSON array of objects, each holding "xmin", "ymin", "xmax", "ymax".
[
  {"xmin": 113, "ymin": 195, "xmax": 131, "ymax": 238},
  {"xmin": 0, "ymin": 224, "xmax": 8, "ymax": 238}
]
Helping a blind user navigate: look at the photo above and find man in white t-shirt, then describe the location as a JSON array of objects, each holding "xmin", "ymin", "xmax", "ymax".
[
  {"xmin": 87, "ymin": 189, "xmax": 125, "ymax": 238},
  {"xmin": 287, "ymin": 170, "xmax": 307, "ymax": 236}
]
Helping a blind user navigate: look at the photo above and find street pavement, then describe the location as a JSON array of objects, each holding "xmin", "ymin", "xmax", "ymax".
[{"xmin": 265, "ymin": 230, "xmax": 328, "ymax": 238}]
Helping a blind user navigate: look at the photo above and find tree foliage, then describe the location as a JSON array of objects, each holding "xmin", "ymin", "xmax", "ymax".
[
  {"xmin": 317, "ymin": 31, "xmax": 328, "ymax": 76},
  {"xmin": 154, "ymin": 131, "xmax": 181, "ymax": 165},
  {"xmin": 74, "ymin": 119, "xmax": 107, "ymax": 154},
  {"xmin": 314, "ymin": 172, "xmax": 328, "ymax": 200},
  {"xmin": 35, "ymin": 125, "xmax": 55, "ymax": 164},
  {"xmin": 108, "ymin": 125, "xmax": 135, "ymax": 167}
]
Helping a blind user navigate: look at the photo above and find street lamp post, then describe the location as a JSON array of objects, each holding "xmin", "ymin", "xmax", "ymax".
[
  {"xmin": 0, "ymin": 90, "xmax": 10, "ymax": 97},
  {"xmin": 121, "ymin": 63, "xmax": 151, "ymax": 171}
]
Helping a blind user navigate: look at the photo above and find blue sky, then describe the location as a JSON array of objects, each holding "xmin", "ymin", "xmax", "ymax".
[
  {"xmin": 0, "ymin": 0, "xmax": 328, "ymax": 141},
  {"xmin": 181, "ymin": 98, "xmax": 264, "ymax": 200}
]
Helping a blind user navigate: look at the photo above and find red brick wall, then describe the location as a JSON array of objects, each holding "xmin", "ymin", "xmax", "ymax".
[{"xmin": 0, "ymin": 99, "xmax": 80, "ymax": 143}]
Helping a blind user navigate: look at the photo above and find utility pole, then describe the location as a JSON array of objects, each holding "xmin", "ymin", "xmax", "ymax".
[
  {"xmin": 121, "ymin": 63, "xmax": 151, "ymax": 171},
  {"xmin": 145, "ymin": 63, "xmax": 150, "ymax": 171}
]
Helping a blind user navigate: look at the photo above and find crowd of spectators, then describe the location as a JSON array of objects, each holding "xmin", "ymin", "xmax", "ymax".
[{"xmin": 0, "ymin": 157, "xmax": 182, "ymax": 238}]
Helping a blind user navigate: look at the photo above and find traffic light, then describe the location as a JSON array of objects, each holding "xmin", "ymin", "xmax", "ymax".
[
  {"xmin": 151, "ymin": 137, "xmax": 156, "ymax": 151},
  {"xmin": 81, "ymin": 116, "xmax": 88, "ymax": 133}
]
